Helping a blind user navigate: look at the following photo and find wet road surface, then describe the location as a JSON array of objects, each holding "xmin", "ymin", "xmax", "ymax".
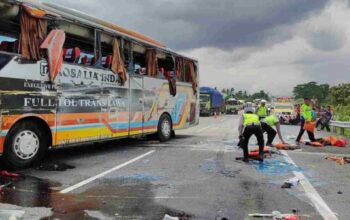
[{"xmin": 0, "ymin": 114, "xmax": 349, "ymax": 219}]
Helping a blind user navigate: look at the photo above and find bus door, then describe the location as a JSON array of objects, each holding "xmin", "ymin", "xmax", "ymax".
[
  {"xmin": 55, "ymin": 65, "xmax": 103, "ymax": 145},
  {"xmin": 129, "ymin": 75, "xmax": 144, "ymax": 136}
]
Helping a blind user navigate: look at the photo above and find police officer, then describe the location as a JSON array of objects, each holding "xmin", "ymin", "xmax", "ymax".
[
  {"xmin": 238, "ymin": 107, "xmax": 265, "ymax": 162},
  {"xmin": 261, "ymin": 114, "xmax": 286, "ymax": 146},
  {"xmin": 296, "ymin": 98, "xmax": 316, "ymax": 144},
  {"xmin": 256, "ymin": 100, "xmax": 268, "ymax": 120}
]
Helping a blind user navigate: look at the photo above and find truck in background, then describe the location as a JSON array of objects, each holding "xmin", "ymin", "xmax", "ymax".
[
  {"xmin": 272, "ymin": 97, "xmax": 299, "ymax": 125},
  {"xmin": 225, "ymin": 98, "xmax": 240, "ymax": 114},
  {"xmin": 200, "ymin": 87, "xmax": 225, "ymax": 116}
]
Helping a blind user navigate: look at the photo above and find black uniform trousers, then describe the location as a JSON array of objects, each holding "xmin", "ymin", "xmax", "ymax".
[
  {"xmin": 261, "ymin": 122, "xmax": 276, "ymax": 145},
  {"xmin": 296, "ymin": 120, "xmax": 316, "ymax": 142},
  {"xmin": 240, "ymin": 125, "xmax": 265, "ymax": 159}
]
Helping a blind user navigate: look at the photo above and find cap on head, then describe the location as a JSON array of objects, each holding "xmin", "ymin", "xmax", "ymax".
[{"xmin": 261, "ymin": 100, "xmax": 267, "ymax": 103}]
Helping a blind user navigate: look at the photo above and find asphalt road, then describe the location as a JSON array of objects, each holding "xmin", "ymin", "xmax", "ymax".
[{"xmin": 0, "ymin": 114, "xmax": 349, "ymax": 220}]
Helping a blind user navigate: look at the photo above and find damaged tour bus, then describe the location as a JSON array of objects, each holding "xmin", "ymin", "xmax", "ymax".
[{"xmin": 0, "ymin": 0, "xmax": 199, "ymax": 168}]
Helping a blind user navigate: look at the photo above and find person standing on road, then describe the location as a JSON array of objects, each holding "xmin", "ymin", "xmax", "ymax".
[
  {"xmin": 238, "ymin": 107, "xmax": 265, "ymax": 162},
  {"xmin": 261, "ymin": 114, "xmax": 286, "ymax": 146},
  {"xmin": 296, "ymin": 98, "xmax": 316, "ymax": 144},
  {"xmin": 256, "ymin": 100, "xmax": 268, "ymax": 120},
  {"xmin": 316, "ymin": 106, "xmax": 333, "ymax": 132}
]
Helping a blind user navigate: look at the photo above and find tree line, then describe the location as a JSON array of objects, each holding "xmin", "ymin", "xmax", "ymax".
[
  {"xmin": 221, "ymin": 88, "xmax": 270, "ymax": 102},
  {"xmin": 293, "ymin": 81, "xmax": 350, "ymax": 121}
]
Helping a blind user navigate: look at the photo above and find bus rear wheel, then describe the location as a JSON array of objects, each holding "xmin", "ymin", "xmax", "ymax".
[
  {"xmin": 3, "ymin": 120, "xmax": 48, "ymax": 169},
  {"xmin": 157, "ymin": 114, "xmax": 172, "ymax": 142}
]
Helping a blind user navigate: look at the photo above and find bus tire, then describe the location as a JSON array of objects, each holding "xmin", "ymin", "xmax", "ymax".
[
  {"xmin": 3, "ymin": 120, "xmax": 49, "ymax": 169},
  {"xmin": 157, "ymin": 114, "xmax": 172, "ymax": 142}
]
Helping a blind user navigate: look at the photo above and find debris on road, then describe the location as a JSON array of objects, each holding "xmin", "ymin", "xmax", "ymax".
[
  {"xmin": 163, "ymin": 214, "xmax": 179, "ymax": 220},
  {"xmin": 250, "ymin": 146, "xmax": 272, "ymax": 153},
  {"xmin": 287, "ymin": 135, "xmax": 296, "ymax": 140},
  {"xmin": 248, "ymin": 211, "xmax": 303, "ymax": 219},
  {"xmin": 325, "ymin": 155, "xmax": 350, "ymax": 165},
  {"xmin": 281, "ymin": 177, "xmax": 300, "ymax": 189},
  {"xmin": 35, "ymin": 162, "xmax": 75, "ymax": 171},
  {"xmin": 0, "ymin": 170, "xmax": 21, "ymax": 178},
  {"xmin": 0, "ymin": 182, "xmax": 12, "ymax": 193},
  {"xmin": 274, "ymin": 143, "xmax": 301, "ymax": 150},
  {"xmin": 163, "ymin": 211, "xmax": 192, "ymax": 220}
]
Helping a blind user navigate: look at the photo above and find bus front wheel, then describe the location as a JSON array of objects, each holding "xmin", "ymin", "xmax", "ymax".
[
  {"xmin": 158, "ymin": 114, "xmax": 172, "ymax": 142},
  {"xmin": 3, "ymin": 120, "xmax": 49, "ymax": 169}
]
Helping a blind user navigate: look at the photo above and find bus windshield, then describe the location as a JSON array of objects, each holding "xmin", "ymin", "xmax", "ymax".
[
  {"xmin": 226, "ymin": 100, "xmax": 238, "ymax": 105},
  {"xmin": 275, "ymin": 105, "xmax": 293, "ymax": 109}
]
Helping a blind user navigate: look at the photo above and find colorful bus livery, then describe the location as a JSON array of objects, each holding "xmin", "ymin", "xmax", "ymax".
[{"xmin": 0, "ymin": 1, "xmax": 199, "ymax": 168}]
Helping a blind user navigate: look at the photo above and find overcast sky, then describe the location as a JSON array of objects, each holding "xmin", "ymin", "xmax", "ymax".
[{"xmin": 45, "ymin": 0, "xmax": 350, "ymax": 95}]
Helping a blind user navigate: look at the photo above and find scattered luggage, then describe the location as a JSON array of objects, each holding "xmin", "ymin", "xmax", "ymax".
[{"xmin": 325, "ymin": 155, "xmax": 350, "ymax": 165}]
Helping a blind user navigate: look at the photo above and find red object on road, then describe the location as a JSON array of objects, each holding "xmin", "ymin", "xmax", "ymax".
[
  {"xmin": 248, "ymin": 151, "xmax": 259, "ymax": 158},
  {"xmin": 283, "ymin": 215, "xmax": 301, "ymax": 220},
  {"xmin": 250, "ymin": 146, "xmax": 271, "ymax": 153},
  {"xmin": 335, "ymin": 139, "xmax": 347, "ymax": 147},
  {"xmin": 0, "ymin": 170, "xmax": 20, "ymax": 177}
]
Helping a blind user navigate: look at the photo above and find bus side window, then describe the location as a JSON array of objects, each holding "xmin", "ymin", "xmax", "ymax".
[
  {"xmin": 175, "ymin": 57, "xmax": 185, "ymax": 82},
  {"xmin": 100, "ymin": 34, "xmax": 114, "ymax": 69},
  {"xmin": 184, "ymin": 60, "xmax": 197, "ymax": 83},
  {"xmin": 0, "ymin": 16, "xmax": 21, "ymax": 54},
  {"xmin": 62, "ymin": 34, "xmax": 94, "ymax": 65},
  {"xmin": 122, "ymin": 40, "xmax": 131, "ymax": 70},
  {"xmin": 0, "ymin": 35, "xmax": 19, "ymax": 54},
  {"xmin": 158, "ymin": 54, "xmax": 174, "ymax": 79},
  {"xmin": 133, "ymin": 51, "xmax": 146, "ymax": 75}
]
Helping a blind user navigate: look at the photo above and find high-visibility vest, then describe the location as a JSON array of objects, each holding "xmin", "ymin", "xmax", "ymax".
[
  {"xmin": 243, "ymin": 113, "xmax": 260, "ymax": 126},
  {"xmin": 257, "ymin": 106, "xmax": 268, "ymax": 117},
  {"xmin": 301, "ymin": 104, "xmax": 312, "ymax": 121},
  {"xmin": 262, "ymin": 115, "xmax": 279, "ymax": 126}
]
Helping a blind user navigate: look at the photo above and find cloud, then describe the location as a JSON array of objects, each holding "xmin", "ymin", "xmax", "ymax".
[
  {"xmin": 44, "ymin": 0, "xmax": 328, "ymax": 50},
  {"xmin": 43, "ymin": 0, "xmax": 350, "ymax": 96},
  {"xmin": 181, "ymin": 0, "xmax": 350, "ymax": 95}
]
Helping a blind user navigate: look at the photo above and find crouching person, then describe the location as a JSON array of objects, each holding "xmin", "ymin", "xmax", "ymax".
[
  {"xmin": 238, "ymin": 107, "xmax": 265, "ymax": 162},
  {"xmin": 261, "ymin": 115, "xmax": 286, "ymax": 146}
]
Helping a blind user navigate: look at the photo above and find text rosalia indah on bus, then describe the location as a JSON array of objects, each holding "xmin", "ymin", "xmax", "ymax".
[{"xmin": 40, "ymin": 62, "xmax": 121, "ymax": 84}]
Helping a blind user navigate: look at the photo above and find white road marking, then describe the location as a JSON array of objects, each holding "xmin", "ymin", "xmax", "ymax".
[
  {"xmin": 195, "ymin": 126, "xmax": 211, "ymax": 133},
  {"xmin": 79, "ymin": 195, "xmax": 199, "ymax": 199},
  {"xmin": 60, "ymin": 150, "xmax": 155, "ymax": 194},
  {"xmin": 281, "ymin": 150, "xmax": 338, "ymax": 220}
]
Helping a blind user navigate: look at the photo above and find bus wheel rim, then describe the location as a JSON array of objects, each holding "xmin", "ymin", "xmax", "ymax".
[
  {"xmin": 13, "ymin": 130, "xmax": 39, "ymax": 160},
  {"xmin": 161, "ymin": 119, "xmax": 171, "ymax": 137}
]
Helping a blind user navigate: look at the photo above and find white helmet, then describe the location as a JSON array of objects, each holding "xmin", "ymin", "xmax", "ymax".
[
  {"xmin": 261, "ymin": 100, "xmax": 267, "ymax": 103},
  {"xmin": 244, "ymin": 107, "xmax": 255, "ymax": 113}
]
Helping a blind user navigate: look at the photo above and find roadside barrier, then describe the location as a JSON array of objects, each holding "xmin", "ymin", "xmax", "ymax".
[{"xmin": 329, "ymin": 120, "xmax": 350, "ymax": 136}]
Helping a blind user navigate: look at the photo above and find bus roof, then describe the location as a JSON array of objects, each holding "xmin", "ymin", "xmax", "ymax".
[{"xmin": 6, "ymin": 0, "xmax": 197, "ymax": 62}]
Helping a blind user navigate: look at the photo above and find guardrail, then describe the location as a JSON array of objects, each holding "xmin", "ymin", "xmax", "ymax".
[{"xmin": 329, "ymin": 120, "xmax": 350, "ymax": 136}]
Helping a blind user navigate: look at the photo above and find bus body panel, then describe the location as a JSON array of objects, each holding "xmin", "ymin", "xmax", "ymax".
[{"xmin": 0, "ymin": 53, "xmax": 199, "ymax": 154}]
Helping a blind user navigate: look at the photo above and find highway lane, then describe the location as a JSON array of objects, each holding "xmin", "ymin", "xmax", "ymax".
[{"xmin": 0, "ymin": 114, "xmax": 349, "ymax": 219}]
